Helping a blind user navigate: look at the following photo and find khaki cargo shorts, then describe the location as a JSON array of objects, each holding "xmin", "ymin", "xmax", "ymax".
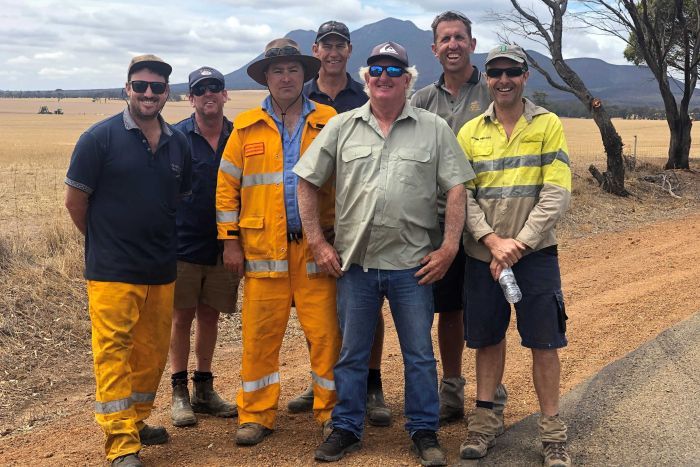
[{"xmin": 174, "ymin": 260, "xmax": 240, "ymax": 314}]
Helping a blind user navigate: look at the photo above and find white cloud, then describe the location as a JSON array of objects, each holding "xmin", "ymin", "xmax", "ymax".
[
  {"xmin": 7, "ymin": 56, "xmax": 31, "ymax": 65},
  {"xmin": 0, "ymin": 0, "xmax": 628, "ymax": 90}
]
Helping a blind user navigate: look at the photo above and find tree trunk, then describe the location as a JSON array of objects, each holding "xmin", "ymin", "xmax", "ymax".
[
  {"xmin": 590, "ymin": 106, "xmax": 629, "ymax": 196},
  {"xmin": 665, "ymin": 114, "xmax": 692, "ymax": 169}
]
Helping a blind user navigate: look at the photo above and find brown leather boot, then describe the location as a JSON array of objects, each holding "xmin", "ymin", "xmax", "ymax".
[{"xmin": 171, "ymin": 381, "xmax": 197, "ymax": 427}]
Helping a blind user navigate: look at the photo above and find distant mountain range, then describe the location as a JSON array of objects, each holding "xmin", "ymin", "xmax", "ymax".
[
  {"xmin": 167, "ymin": 17, "xmax": 684, "ymax": 107},
  {"xmin": 16, "ymin": 17, "xmax": 685, "ymax": 108}
]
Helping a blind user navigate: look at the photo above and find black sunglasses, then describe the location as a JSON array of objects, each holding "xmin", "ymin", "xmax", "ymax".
[
  {"xmin": 485, "ymin": 67, "xmax": 526, "ymax": 78},
  {"xmin": 191, "ymin": 82, "xmax": 225, "ymax": 96},
  {"xmin": 265, "ymin": 46, "xmax": 300, "ymax": 58},
  {"xmin": 368, "ymin": 65, "xmax": 406, "ymax": 78},
  {"xmin": 130, "ymin": 80, "xmax": 167, "ymax": 94}
]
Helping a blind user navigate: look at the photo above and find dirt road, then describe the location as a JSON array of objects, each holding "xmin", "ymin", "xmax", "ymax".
[{"xmin": 1, "ymin": 214, "xmax": 699, "ymax": 466}]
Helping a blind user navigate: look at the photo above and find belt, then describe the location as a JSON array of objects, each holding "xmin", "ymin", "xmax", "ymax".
[{"xmin": 287, "ymin": 231, "xmax": 303, "ymax": 243}]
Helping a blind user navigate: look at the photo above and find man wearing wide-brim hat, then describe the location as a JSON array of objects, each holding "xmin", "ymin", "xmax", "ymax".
[{"xmin": 215, "ymin": 37, "xmax": 341, "ymax": 446}]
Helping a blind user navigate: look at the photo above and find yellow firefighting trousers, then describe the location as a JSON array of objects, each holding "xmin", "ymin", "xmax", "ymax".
[
  {"xmin": 237, "ymin": 241, "xmax": 341, "ymax": 428},
  {"xmin": 87, "ymin": 281, "xmax": 174, "ymax": 461}
]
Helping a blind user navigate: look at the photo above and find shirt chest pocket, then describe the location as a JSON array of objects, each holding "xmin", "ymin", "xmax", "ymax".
[
  {"xmin": 340, "ymin": 145, "xmax": 373, "ymax": 184},
  {"xmin": 392, "ymin": 148, "xmax": 431, "ymax": 187},
  {"xmin": 519, "ymin": 133, "xmax": 545, "ymax": 156}
]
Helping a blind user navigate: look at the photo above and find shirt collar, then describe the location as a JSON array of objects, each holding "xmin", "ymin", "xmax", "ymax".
[
  {"xmin": 436, "ymin": 65, "xmax": 481, "ymax": 89},
  {"xmin": 188, "ymin": 113, "xmax": 232, "ymax": 140},
  {"xmin": 309, "ymin": 72, "xmax": 362, "ymax": 95},
  {"xmin": 122, "ymin": 107, "xmax": 172, "ymax": 136},
  {"xmin": 482, "ymin": 98, "xmax": 549, "ymax": 124},
  {"xmin": 262, "ymin": 94, "xmax": 316, "ymax": 122},
  {"xmin": 354, "ymin": 98, "xmax": 417, "ymax": 122}
]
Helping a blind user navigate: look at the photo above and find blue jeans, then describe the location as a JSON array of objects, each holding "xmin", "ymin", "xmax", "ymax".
[{"xmin": 332, "ymin": 265, "xmax": 438, "ymax": 438}]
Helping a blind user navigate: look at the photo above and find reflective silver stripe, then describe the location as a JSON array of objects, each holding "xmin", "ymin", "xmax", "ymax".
[
  {"xmin": 220, "ymin": 159, "xmax": 242, "ymax": 179},
  {"xmin": 475, "ymin": 185, "xmax": 542, "ymax": 200},
  {"xmin": 241, "ymin": 172, "xmax": 283, "ymax": 188},
  {"xmin": 242, "ymin": 372, "xmax": 280, "ymax": 392},
  {"xmin": 311, "ymin": 371, "xmax": 336, "ymax": 391},
  {"xmin": 472, "ymin": 151, "xmax": 570, "ymax": 175},
  {"xmin": 245, "ymin": 260, "xmax": 288, "ymax": 273},
  {"xmin": 541, "ymin": 150, "xmax": 570, "ymax": 167},
  {"xmin": 216, "ymin": 210, "xmax": 239, "ymax": 223},
  {"xmin": 131, "ymin": 392, "xmax": 156, "ymax": 404},
  {"xmin": 95, "ymin": 397, "xmax": 131, "ymax": 414},
  {"xmin": 306, "ymin": 262, "xmax": 320, "ymax": 274}
]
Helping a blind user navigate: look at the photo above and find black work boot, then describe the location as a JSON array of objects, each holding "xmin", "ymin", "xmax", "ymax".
[
  {"xmin": 411, "ymin": 430, "xmax": 447, "ymax": 466},
  {"xmin": 314, "ymin": 427, "xmax": 361, "ymax": 462},
  {"xmin": 171, "ymin": 380, "xmax": 197, "ymax": 427},
  {"xmin": 191, "ymin": 373, "xmax": 237, "ymax": 417},
  {"xmin": 138, "ymin": 424, "xmax": 169, "ymax": 445}
]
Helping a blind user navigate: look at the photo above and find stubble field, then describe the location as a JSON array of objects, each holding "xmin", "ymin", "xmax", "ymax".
[{"xmin": 0, "ymin": 96, "xmax": 698, "ymax": 465}]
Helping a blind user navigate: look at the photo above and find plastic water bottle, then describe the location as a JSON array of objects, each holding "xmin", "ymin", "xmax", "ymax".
[{"xmin": 499, "ymin": 268, "xmax": 522, "ymax": 304}]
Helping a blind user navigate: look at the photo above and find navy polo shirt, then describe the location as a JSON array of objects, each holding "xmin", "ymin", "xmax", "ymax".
[
  {"xmin": 65, "ymin": 109, "xmax": 192, "ymax": 285},
  {"xmin": 303, "ymin": 73, "xmax": 368, "ymax": 113},
  {"xmin": 173, "ymin": 114, "xmax": 232, "ymax": 265}
]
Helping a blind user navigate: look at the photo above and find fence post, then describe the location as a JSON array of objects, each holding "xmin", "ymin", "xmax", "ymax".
[{"xmin": 633, "ymin": 135, "xmax": 637, "ymax": 165}]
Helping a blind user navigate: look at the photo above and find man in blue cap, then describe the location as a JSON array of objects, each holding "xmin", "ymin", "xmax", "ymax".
[{"xmin": 169, "ymin": 66, "xmax": 240, "ymax": 428}]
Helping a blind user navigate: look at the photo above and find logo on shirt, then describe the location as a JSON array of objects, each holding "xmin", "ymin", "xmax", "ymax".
[
  {"xmin": 469, "ymin": 100, "xmax": 482, "ymax": 113},
  {"xmin": 171, "ymin": 163, "xmax": 182, "ymax": 179}
]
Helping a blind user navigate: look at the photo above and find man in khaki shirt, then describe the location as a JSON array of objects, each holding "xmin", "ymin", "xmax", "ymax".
[{"xmin": 295, "ymin": 41, "xmax": 474, "ymax": 466}]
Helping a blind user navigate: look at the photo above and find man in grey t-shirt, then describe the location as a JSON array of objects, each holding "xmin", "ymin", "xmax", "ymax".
[{"xmin": 411, "ymin": 10, "xmax": 508, "ymax": 430}]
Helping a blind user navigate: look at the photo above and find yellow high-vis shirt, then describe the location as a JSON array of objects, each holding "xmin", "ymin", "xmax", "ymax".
[{"xmin": 457, "ymin": 98, "xmax": 572, "ymax": 262}]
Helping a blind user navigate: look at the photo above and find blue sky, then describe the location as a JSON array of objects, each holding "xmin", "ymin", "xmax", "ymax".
[{"xmin": 1, "ymin": 0, "xmax": 627, "ymax": 90}]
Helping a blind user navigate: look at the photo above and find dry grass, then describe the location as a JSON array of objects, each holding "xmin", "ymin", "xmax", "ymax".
[{"xmin": 0, "ymin": 96, "xmax": 698, "ymax": 433}]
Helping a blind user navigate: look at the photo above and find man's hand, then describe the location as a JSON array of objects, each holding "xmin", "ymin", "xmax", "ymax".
[
  {"xmin": 482, "ymin": 233, "xmax": 527, "ymax": 269},
  {"xmin": 415, "ymin": 244, "xmax": 458, "ymax": 285},
  {"xmin": 223, "ymin": 239, "xmax": 244, "ymax": 277},
  {"xmin": 309, "ymin": 240, "xmax": 343, "ymax": 278}
]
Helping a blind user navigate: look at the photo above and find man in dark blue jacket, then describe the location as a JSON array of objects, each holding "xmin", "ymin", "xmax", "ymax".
[{"xmin": 169, "ymin": 67, "xmax": 240, "ymax": 428}]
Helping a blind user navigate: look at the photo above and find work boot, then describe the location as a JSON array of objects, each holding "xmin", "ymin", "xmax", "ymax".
[
  {"xmin": 366, "ymin": 386, "xmax": 391, "ymax": 427},
  {"xmin": 538, "ymin": 414, "xmax": 570, "ymax": 466},
  {"xmin": 314, "ymin": 428, "xmax": 361, "ymax": 462},
  {"xmin": 438, "ymin": 376, "xmax": 465, "ymax": 425},
  {"xmin": 493, "ymin": 383, "xmax": 508, "ymax": 436},
  {"xmin": 411, "ymin": 430, "xmax": 447, "ymax": 466},
  {"xmin": 542, "ymin": 442, "xmax": 572, "ymax": 467},
  {"xmin": 111, "ymin": 453, "xmax": 142, "ymax": 467},
  {"xmin": 459, "ymin": 407, "xmax": 499, "ymax": 459},
  {"xmin": 191, "ymin": 376, "xmax": 237, "ymax": 417},
  {"xmin": 171, "ymin": 380, "xmax": 197, "ymax": 427},
  {"xmin": 287, "ymin": 382, "xmax": 314, "ymax": 413},
  {"xmin": 138, "ymin": 424, "xmax": 169, "ymax": 445},
  {"xmin": 235, "ymin": 422, "xmax": 273, "ymax": 446}
]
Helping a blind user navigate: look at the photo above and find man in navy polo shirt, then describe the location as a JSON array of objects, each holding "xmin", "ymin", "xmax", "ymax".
[
  {"xmin": 169, "ymin": 66, "xmax": 239, "ymax": 428},
  {"xmin": 303, "ymin": 20, "xmax": 368, "ymax": 113},
  {"xmin": 65, "ymin": 54, "xmax": 191, "ymax": 467},
  {"xmin": 292, "ymin": 20, "xmax": 392, "ymax": 428}
]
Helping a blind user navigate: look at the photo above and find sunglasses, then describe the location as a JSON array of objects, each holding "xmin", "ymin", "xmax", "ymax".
[
  {"xmin": 485, "ymin": 67, "xmax": 526, "ymax": 78},
  {"xmin": 368, "ymin": 65, "xmax": 406, "ymax": 78},
  {"xmin": 130, "ymin": 80, "xmax": 167, "ymax": 94},
  {"xmin": 265, "ymin": 46, "xmax": 300, "ymax": 58},
  {"xmin": 191, "ymin": 82, "xmax": 225, "ymax": 96}
]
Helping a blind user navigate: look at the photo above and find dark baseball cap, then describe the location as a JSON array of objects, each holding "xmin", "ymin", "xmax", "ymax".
[
  {"xmin": 366, "ymin": 41, "xmax": 409, "ymax": 67},
  {"xmin": 315, "ymin": 21, "xmax": 351, "ymax": 43},
  {"xmin": 188, "ymin": 66, "xmax": 225, "ymax": 89}
]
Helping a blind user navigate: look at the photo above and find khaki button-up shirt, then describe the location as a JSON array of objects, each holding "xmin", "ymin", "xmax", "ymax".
[{"xmin": 294, "ymin": 100, "xmax": 475, "ymax": 271}]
